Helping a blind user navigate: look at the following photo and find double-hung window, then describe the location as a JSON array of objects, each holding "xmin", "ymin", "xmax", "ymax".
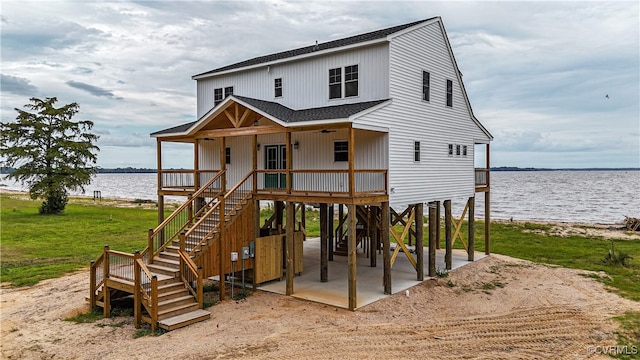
[
  {"xmin": 224, "ymin": 86, "xmax": 234, "ymax": 98},
  {"xmin": 414, "ymin": 141, "xmax": 421, "ymax": 162},
  {"xmin": 344, "ymin": 65, "xmax": 358, "ymax": 97},
  {"xmin": 274, "ymin": 78, "xmax": 282, "ymax": 98},
  {"xmin": 329, "ymin": 68, "xmax": 342, "ymax": 99},
  {"xmin": 446, "ymin": 80, "xmax": 453, "ymax": 107},
  {"xmin": 214, "ymin": 88, "xmax": 223, "ymax": 106},
  {"xmin": 422, "ymin": 71, "xmax": 430, "ymax": 101}
]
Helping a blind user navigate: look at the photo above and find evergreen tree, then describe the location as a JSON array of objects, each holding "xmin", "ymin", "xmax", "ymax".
[{"xmin": 1, "ymin": 97, "xmax": 100, "ymax": 214}]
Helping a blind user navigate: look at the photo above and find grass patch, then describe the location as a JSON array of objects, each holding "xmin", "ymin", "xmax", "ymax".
[
  {"xmin": 64, "ymin": 308, "xmax": 103, "ymax": 323},
  {"xmin": 1, "ymin": 194, "xmax": 158, "ymax": 286},
  {"xmin": 436, "ymin": 221, "xmax": 640, "ymax": 302},
  {"xmin": 134, "ymin": 328, "xmax": 167, "ymax": 338},
  {"xmin": 612, "ymin": 311, "xmax": 640, "ymax": 359}
]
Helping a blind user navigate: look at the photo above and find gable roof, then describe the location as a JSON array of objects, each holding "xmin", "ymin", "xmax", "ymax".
[
  {"xmin": 192, "ymin": 17, "xmax": 437, "ymax": 79},
  {"xmin": 151, "ymin": 95, "xmax": 391, "ymax": 137}
]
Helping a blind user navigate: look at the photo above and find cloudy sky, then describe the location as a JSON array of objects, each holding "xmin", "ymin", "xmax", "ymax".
[{"xmin": 1, "ymin": 0, "xmax": 638, "ymax": 169}]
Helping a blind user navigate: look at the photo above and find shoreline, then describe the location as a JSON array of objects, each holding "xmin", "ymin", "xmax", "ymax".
[{"xmin": 2, "ymin": 188, "xmax": 638, "ymax": 240}]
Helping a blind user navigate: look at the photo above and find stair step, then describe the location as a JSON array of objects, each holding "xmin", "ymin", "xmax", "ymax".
[
  {"xmin": 158, "ymin": 302, "xmax": 200, "ymax": 320},
  {"xmin": 158, "ymin": 287, "xmax": 190, "ymax": 300},
  {"xmin": 147, "ymin": 263, "xmax": 179, "ymax": 277},
  {"xmin": 158, "ymin": 309, "xmax": 210, "ymax": 331},
  {"xmin": 158, "ymin": 281, "xmax": 187, "ymax": 294},
  {"xmin": 153, "ymin": 257, "xmax": 179, "ymax": 268},
  {"xmin": 158, "ymin": 295, "xmax": 197, "ymax": 311}
]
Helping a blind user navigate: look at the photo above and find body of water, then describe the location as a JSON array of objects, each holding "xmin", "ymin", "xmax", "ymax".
[{"xmin": 2, "ymin": 170, "xmax": 638, "ymax": 224}]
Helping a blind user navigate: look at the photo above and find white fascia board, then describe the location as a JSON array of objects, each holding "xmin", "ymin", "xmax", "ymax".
[
  {"xmin": 192, "ymin": 38, "xmax": 388, "ymax": 80},
  {"xmin": 150, "ymin": 96, "xmax": 237, "ymax": 138},
  {"xmin": 352, "ymin": 123, "xmax": 389, "ymax": 132}
]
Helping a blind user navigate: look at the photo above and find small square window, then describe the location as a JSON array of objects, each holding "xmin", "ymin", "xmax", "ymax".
[
  {"xmin": 456, "ymin": 144, "xmax": 461, "ymax": 156},
  {"xmin": 225, "ymin": 147, "xmax": 231, "ymax": 164},
  {"xmin": 422, "ymin": 71, "xmax": 430, "ymax": 101},
  {"xmin": 214, "ymin": 88, "xmax": 223, "ymax": 106},
  {"xmin": 414, "ymin": 141, "xmax": 421, "ymax": 162},
  {"xmin": 334, "ymin": 141, "xmax": 348, "ymax": 162},
  {"xmin": 448, "ymin": 144, "xmax": 453, "ymax": 156},
  {"xmin": 224, "ymin": 86, "xmax": 234, "ymax": 98},
  {"xmin": 462, "ymin": 145, "xmax": 468, "ymax": 156},
  {"xmin": 446, "ymin": 80, "xmax": 453, "ymax": 107},
  {"xmin": 274, "ymin": 78, "xmax": 282, "ymax": 98}
]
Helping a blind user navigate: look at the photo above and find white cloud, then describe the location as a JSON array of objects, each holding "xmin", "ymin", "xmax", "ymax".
[{"xmin": 0, "ymin": 0, "xmax": 638, "ymax": 169}]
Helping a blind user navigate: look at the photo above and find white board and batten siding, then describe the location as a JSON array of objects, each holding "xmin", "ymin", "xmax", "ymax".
[
  {"xmin": 196, "ymin": 44, "xmax": 390, "ymax": 118},
  {"xmin": 198, "ymin": 130, "xmax": 387, "ymax": 192},
  {"xmin": 357, "ymin": 21, "xmax": 490, "ymax": 209}
]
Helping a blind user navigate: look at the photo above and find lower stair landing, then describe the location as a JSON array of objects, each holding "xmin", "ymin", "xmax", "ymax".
[{"xmin": 159, "ymin": 309, "xmax": 211, "ymax": 331}]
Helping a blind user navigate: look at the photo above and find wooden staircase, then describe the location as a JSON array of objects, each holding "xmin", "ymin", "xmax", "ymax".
[
  {"xmin": 334, "ymin": 205, "xmax": 371, "ymax": 256},
  {"xmin": 89, "ymin": 171, "xmax": 254, "ymax": 332}
]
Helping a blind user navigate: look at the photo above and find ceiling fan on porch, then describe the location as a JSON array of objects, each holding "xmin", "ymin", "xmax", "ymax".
[{"xmin": 315, "ymin": 129, "xmax": 336, "ymax": 133}]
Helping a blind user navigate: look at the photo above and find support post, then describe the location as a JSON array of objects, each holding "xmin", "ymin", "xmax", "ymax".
[
  {"xmin": 133, "ymin": 251, "xmax": 141, "ymax": 328},
  {"xmin": 485, "ymin": 191, "xmax": 491, "ymax": 255},
  {"xmin": 369, "ymin": 206, "xmax": 377, "ymax": 268},
  {"xmin": 286, "ymin": 132, "xmax": 292, "ymax": 194},
  {"xmin": 147, "ymin": 228, "xmax": 154, "ymax": 264},
  {"xmin": 320, "ymin": 203, "xmax": 328, "ymax": 282},
  {"xmin": 328, "ymin": 204, "xmax": 334, "ymax": 261},
  {"xmin": 468, "ymin": 196, "xmax": 475, "ymax": 261},
  {"xmin": 416, "ymin": 203, "xmax": 424, "ymax": 280},
  {"xmin": 435, "ymin": 201, "xmax": 441, "ymax": 249},
  {"xmin": 156, "ymin": 138, "xmax": 164, "ymax": 226},
  {"xmin": 218, "ymin": 193, "xmax": 226, "ymax": 301},
  {"xmin": 444, "ymin": 200, "xmax": 452, "ymax": 270},
  {"xmin": 347, "ymin": 203, "xmax": 357, "ymax": 310},
  {"xmin": 381, "ymin": 202, "xmax": 391, "ymax": 294},
  {"xmin": 252, "ymin": 135, "xmax": 258, "ymax": 192},
  {"xmin": 348, "ymin": 127, "xmax": 355, "ymax": 197},
  {"xmin": 428, "ymin": 203, "xmax": 437, "ymax": 277},
  {"xmin": 285, "ymin": 201, "xmax": 295, "ymax": 295}
]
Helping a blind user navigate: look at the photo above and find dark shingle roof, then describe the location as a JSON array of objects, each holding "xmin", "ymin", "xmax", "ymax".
[
  {"xmin": 236, "ymin": 96, "xmax": 388, "ymax": 123},
  {"xmin": 192, "ymin": 17, "xmax": 435, "ymax": 78},
  {"xmin": 151, "ymin": 96, "xmax": 389, "ymax": 136}
]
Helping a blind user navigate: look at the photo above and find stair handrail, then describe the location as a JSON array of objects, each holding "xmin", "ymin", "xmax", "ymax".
[
  {"xmin": 146, "ymin": 170, "xmax": 226, "ymax": 260},
  {"xmin": 184, "ymin": 171, "xmax": 254, "ymax": 256},
  {"xmin": 134, "ymin": 257, "xmax": 158, "ymax": 331},
  {"xmin": 89, "ymin": 251, "xmax": 105, "ymax": 309},
  {"xmin": 178, "ymin": 249, "xmax": 203, "ymax": 308}
]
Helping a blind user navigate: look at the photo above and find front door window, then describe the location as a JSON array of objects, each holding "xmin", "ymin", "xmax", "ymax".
[{"xmin": 265, "ymin": 145, "xmax": 287, "ymax": 189}]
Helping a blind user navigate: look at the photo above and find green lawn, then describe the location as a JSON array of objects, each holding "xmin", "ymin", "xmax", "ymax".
[{"xmin": 1, "ymin": 195, "xmax": 156, "ymax": 286}]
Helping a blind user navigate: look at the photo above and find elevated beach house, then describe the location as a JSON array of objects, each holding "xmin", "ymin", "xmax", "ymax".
[{"xmin": 90, "ymin": 17, "xmax": 493, "ymax": 330}]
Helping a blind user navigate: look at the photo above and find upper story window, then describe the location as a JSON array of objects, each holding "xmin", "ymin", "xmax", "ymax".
[
  {"xmin": 414, "ymin": 141, "xmax": 421, "ymax": 162},
  {"xmin": 225, "ymin": 147, "xmax": 231, "ymax": 164},
  {"xmin": 224, "ymin": 86, "xmax": 234, "ymax": 98},
  {"xmin": 329, "ymin": 68, "xmax": 342, "ymax": 99},
  {"xmin": 422, "ymin": 71, "xmax": 430, "ymax": 101},
  {"xmin": 448, "ymin": 144, "xmax": 453, "ymax": 156},
  {"xmin": 214, "ymin": 88, "xmax": 223, "ymax": 106},
  {"xmin": 344, "ymin": 65, "xmax": 358, "ymax": 97},
  {"xmin": 446, "ymin": 79, "xmax": 453, "ymax": 107},
  {"xmin": 274, "ymin": 78, "xmax": 282, "ymax": 98},
  {"xmin": 456, "ymin": 144, "xmax": 461, "ymax": 156},
  {"xmin": 334, "ymin": 141, "xmax": 348, "ymax": 162}
]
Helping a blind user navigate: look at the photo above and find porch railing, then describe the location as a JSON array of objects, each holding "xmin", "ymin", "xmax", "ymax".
[
  {"xmin": 475, "ymin": 168, "xmax": 490, "ymax": 187},
  {"xmin": 255, "ymin": 169, "xmax": 387, "ymax": 195},
  {"xmin": 160, "ymin": 169, "xmax": 220, "ymax": 189}
]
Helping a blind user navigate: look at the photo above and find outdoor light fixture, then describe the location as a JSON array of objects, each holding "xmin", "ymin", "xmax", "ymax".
[
  {"xmin": 256, "ymin": 143, "xmax": 261, "ymax": 150},
  {"xmin": 293, "ymin": 140, "xmax": 299, "ymax": 149},
  {"xmin": 253, "ymin": 120, "xmax": 259, "ymax": 126}
]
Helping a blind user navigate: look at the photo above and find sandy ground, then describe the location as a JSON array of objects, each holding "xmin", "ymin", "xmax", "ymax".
[{"xmin": 2, "ymin": 253, "xmax": 639, "ymax": 359}]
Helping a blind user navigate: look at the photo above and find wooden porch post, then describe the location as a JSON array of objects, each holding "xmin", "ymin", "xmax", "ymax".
[
  {"xmin": 468, "ymin": 196, "xmax": 475, "ymax": 261},
  {"xmin": 286, "ymin": 131, "xmax": 292, "ymax": 194},
  {"xmin": 435, "ymin": 201, "xmax": 441, "ymax": 249},
  {"xmin": 252, "ymin": 135, "xmax": 258, "ymax": 192},
  {"xmin": 347, "ymin": 203, "xmax": 357, "ymax": 310},
  {"xmin": 156, "ymin": 139, "xmax": 164, "ymax": 226},
  {"xmin": 381, "ymin": 201, "xmax": 391, "ymax": 294},
  {"xmin": 485, "ymin": 143, "xmax": 491, "ymax": 255},
  {"xmin": 218, "ymin": 137, "xmax": 226, "ymax": 301},
  {"xmin": 348, "ymin": 127, "xmax": 355, "ymax": 197},
  {"xmin": 416, "ymin": 203, "xmax": 424, "ymax": 281},
  {"xmin": 320, "ymin": 203, "xmax": 328, "ymax": 282},
  {"xmin": 286, "ymin": 201, "xmax": 295, "ymax": 295},
  {"xmin": 428, "ymin": 203, "xmax": 437, "ymax": 277},
  {"xmin": 194, "ymin": 139, "xmax": 200, "ymax": 191},
  {"xmin": 444, "ymin": 199, "xmax": 452, "ymax": 270}
]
